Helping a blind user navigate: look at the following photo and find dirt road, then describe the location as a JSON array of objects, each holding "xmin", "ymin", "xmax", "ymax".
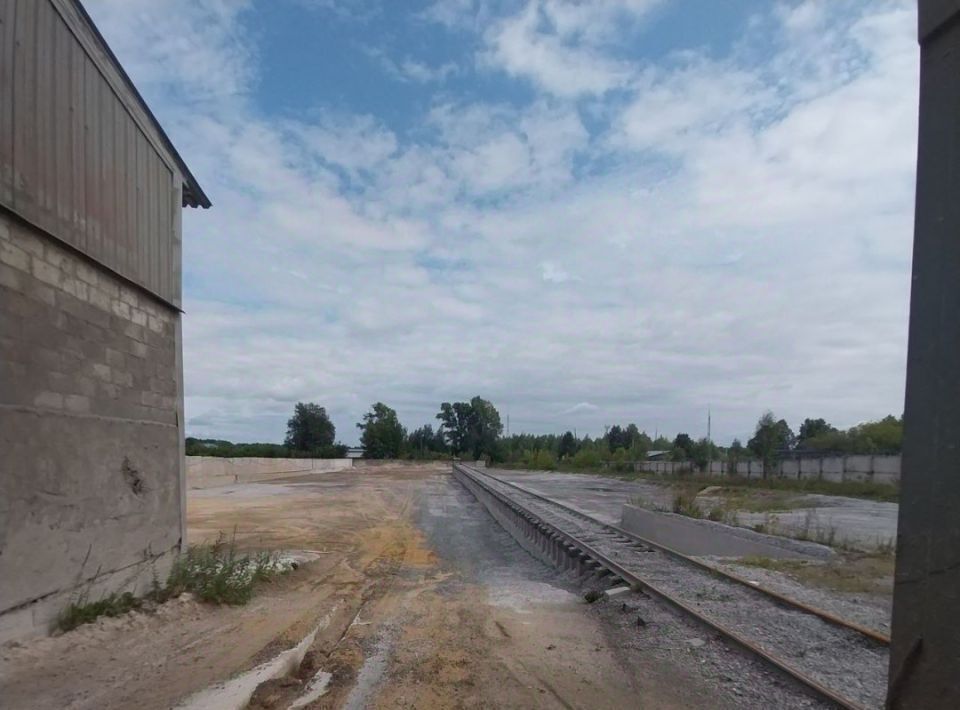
[{"xmin": 1, "ymin": 464, "xmax": 740, "ymax": 709}]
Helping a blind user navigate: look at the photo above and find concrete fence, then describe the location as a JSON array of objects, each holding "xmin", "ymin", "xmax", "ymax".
[
  {"xmin": 186, "ymin": 456, "xmax": 353, "ymax": 488},
  {"xmin": 623, "ymin": 454, "xmax": 900, "ymax": 485}
]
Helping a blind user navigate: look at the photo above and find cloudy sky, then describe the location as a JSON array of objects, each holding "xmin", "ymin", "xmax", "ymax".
[{"xmin": 86, "ymin": 0, "xmax": 919, "ymax": 446}]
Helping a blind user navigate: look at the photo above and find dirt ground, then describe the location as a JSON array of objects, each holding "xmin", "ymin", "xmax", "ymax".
[{"xmin": 1, "ymin": 464, "xmax": 742, "ymax": 709}]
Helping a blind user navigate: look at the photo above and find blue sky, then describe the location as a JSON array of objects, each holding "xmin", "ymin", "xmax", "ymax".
[{"xmin": 86, "ymin": 1, "xmax": 919, "ymax": 446}]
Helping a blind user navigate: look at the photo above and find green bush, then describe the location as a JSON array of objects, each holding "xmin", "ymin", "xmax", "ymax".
[
  {"xmin": 573, "ymin": 448, "xmax": 602, "ymax": 469},
  {"xmin": 530, "ymin": 449, "xmax": 557, "ymax": 470}
]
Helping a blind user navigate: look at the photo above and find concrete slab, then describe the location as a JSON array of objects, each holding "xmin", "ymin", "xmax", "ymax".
[
  {"xmin": 620, "ymin": 504, "xmax": 833, "ymax": 560},
  {"xmin": 489, "ymin": 468, "xmax": 672, "ymax": 523}
]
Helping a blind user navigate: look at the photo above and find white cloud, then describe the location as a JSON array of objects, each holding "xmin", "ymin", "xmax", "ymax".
[
  {"xmin": 562, "ymin": 402, "xmax": 599, "ymax": 415},
  {"xmin": 540, "ymin": 261, "xmax": 571, "ymax": 283},
  {"xmin": 84, "ymin": 0, "xmax": 918, "ymax": 446},
  {"xmin": 480, "ymin": 0, "xmax": 654, "ymax": 97},
  {"xmin": 365, "ymin": 47, "xmax": 459, "ymax": 83}
]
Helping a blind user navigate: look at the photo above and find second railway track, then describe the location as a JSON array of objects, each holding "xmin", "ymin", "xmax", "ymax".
[{"xmin": 454, "ymin": 463, "xmax": 888, "ymax": 710}]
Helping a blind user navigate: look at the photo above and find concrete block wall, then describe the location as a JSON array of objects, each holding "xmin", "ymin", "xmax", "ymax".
[
  {"xmin": 0, "ymin": 216, "xmax": 183, "ymax": 642},
  {"xmin": 799, "ymin": 458, "xmax": 822, "ymax": 479},
  {"xmin": 633, "ymin": 450, "xmax": 900, "ymax": 484},
  {"xmin": 781, "ymin": 459, "xmax": 800, "ymax": 478},
  {"xmin": 821, "ymin": 457, "xmax": 845, "ymax": 482}
]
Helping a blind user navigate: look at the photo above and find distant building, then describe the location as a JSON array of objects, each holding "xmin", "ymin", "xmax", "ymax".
[
  {"xmin": 346, "ymin": 447, "xmax": 365, "ymax": 459},
  {"xmin": 0, "ymin": 0, "xmax": 209, "ymax": 642},
  {"xmin": 646, "ymin": 450, "xmax": 670, "ymax": 461}
]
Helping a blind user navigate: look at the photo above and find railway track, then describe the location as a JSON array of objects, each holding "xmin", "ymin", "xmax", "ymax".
[{"xmin": 454, "ymin": 463, "xmax": 888, "ymax": 710}]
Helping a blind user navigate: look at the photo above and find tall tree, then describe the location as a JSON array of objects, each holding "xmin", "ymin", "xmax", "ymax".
[
  {"xmin": 748, "ymin": 412, "xmax": 795, "ymax": 476},
  {"xmin": 558, "ymin": 431, "xmax": 578, "ymax": 459},
  {"xmin": 407, "ymin": 424, "xmax": 447, "ymax": 457},
  {"xmin": 284, "ymin": 403, "xmax": 335, "ymax": 453},
  {"xmin": 671, "ymin": 432, "xmax": 693, "ymax": 461},
  {"xmin": 357, "ymin": 402, "xmax": 406, "ymax": 459},
  {"xmin": 797, "ymin": 418, "xmax": 837, "ymax": 447},
  {"xmin": 606, "ymin": 425, "xmax": 627, "ymax": 452},
  {"xmin": 651, "ymin": 435, "xmax": 673, "ymax": 450},
  {"xmin": 436, "ymin": 396, "xmax": 503, "ymax": 459}
]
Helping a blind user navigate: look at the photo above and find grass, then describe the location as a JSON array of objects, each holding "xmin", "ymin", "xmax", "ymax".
[
  {"xmin": 56, "ymin": 591, "xmax": 143, "ymax": 633},
  {"xmin": 55, "ymin": 535, "xmax": 293, "ymax": 634},
  {"xmin": 671, "ymin": 490, "xmax": 706, "ymax": 519},
  {"xmin": 747, "ymin": 510, "xmax": 839, "ymax": 547},
  {"xmin": 737, "ymin": 552, "xmax": 895, "ymax": 597}
]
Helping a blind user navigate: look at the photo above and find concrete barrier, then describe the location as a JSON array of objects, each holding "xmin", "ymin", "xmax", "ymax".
[
  {"xmin": 872, "ymin": 455, "xmax": 900, "ymax": 484},
  {"xmin": 781, "ymin": 459, "xmax": 800, "ymax": 479},
  {"xmin": 186, "ymin": 457, "xmax": 353, "ymax": 488},
  {"xmin": 821, "ymin": 457, "xmax": 844, "ymax": 482},
  {"xmin": 633, "ymin": 454, "xmax": 900, "ymax": 484},
  {"xmin": 800, "ymin": 458, "xmax": 822, "ymax": 479}
]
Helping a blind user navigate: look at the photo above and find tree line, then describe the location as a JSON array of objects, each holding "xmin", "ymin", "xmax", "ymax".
[
  {"xmin": 185, "ymin": 397, "xmax": 504, "ymax": 460},
  {"xmin": 186, "ymin": 400, "xmax": 903, "ymax": 468}
]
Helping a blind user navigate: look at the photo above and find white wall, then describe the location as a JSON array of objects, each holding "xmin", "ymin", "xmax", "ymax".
[
  {"xmin": 629, "ymin": 455, "xmax": 900, "ymax": 484},
  {"xmin": 186, "ymin": 457, "xmax": 353, "ymax": 488}
]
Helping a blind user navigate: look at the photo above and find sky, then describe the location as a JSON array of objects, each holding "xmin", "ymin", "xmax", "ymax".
[{"xmin": 85, "ymin": 0, "xmax": 919, "ymax": 447}]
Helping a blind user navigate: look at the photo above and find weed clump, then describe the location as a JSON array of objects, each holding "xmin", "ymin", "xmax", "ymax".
[
  {"xmin": 162, "ymin": 536, "xmax": 292, "ymax": 605},
  {"xmin": 57, "ymin": 591, "xmax": 142, "ymax": 633},
  {"xmin": 671, "ymin": 491, "xmax": 703, "ymax": 518},
  {"xmin": 55, "ymin": 535, "xmax": 293, "ymax": 633}
]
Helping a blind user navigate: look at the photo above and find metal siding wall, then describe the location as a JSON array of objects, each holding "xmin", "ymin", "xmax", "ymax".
[{"xmin": 1, "ymin": 0, "xmax": 177, "ymax": 304}]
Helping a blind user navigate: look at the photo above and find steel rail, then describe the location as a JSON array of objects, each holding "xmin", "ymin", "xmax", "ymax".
[
  {"xmin": 454, "ymin": 463, "xmax": 872, "ymax": 710},
  {"xmin": 478, "ymin": 467, "xmax": 890, "ymax": 645}
]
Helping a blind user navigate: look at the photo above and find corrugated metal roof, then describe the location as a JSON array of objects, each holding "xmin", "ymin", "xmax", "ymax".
[{"xmin": 73, "ymin": 0, "xmax": 211, "ymax": 209}]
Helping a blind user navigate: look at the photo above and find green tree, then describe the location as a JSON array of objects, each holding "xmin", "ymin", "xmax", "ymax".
[
  {"xmin": 357, "ymin": 402, "xmax": 406, "ymax": 459},
  {"xmin": 606, "ymin": 425, "xmax": 627, "ymax": 451},
  {"xmin": 407, "ymin": 424, "xmax": 447, "ymax": 458},
  {"xmin": 797, "ymin": 418, "xmax": 837, "ymax": 448},
  {"xmin": 558, "ymin": 431, "xmax": 578, "ymax": 459},
  {"xmin": 689, "ymin": 437, "xmax": 719, "ymax": 471},
  {"xmin": 849, "ymin": 415, "xmax": 903, "ymax": 453},
  {"xmin": 748, "ymin": 412, "xmax": 795, "ymax": 477},
  {"xmin": 727, "ymin": 438, "xmax": 745, "ymax": 465},
  {"xmin": 671, "ymin": 433, "xmax": 693, "ymax": 461},
  {"xmin": 651, "ymin": 435, "xmax": 673, "ymax": 451},
  {"xmin": 436, "ymin": 396, "xmax": 503, "ymax": 459},
  {"xmin": 284, "ymin": 402, "xmax": 336, "ymax": 453}
]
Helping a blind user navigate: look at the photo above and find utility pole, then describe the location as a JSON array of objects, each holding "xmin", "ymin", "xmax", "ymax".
[{"xmin": 706, "ymin": 407, "xmax": 712, "ymax": 475}]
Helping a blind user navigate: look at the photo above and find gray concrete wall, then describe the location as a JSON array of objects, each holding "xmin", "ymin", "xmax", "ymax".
[
  {"xmin": 631, "ymin": 454, "xmax": 900, "ymax": 483},
  {"xmin": 0, "ymin": 215, "xmax": 183, "ymax": 643},
  {"xmin": 186, "ymin": 456, "xmax": 354, "ymax": 488}
]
